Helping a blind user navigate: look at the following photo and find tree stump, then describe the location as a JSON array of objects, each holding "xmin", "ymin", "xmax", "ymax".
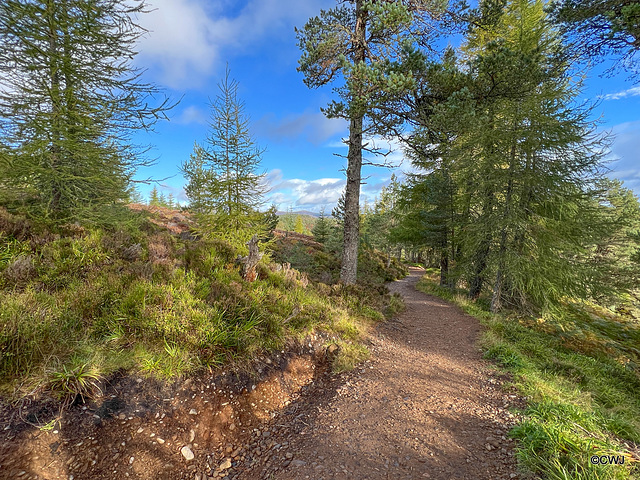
[{"xmin": 238, "ymin": 235, "xmax": 263, "ymax": 282}]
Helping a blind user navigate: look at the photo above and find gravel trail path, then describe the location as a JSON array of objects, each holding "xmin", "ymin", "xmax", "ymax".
[{"xmin": 242, "ymin": 267, "xmax": 523, "ymax": 480}]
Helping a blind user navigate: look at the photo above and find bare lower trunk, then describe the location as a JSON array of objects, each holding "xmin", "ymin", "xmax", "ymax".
[
  {"xmin": 340, "ymin": 114, "xmax": 363, "ymax": 284},
  {"xmin": 468, "ymin": 245, "xmax": 488, "ymax": 300},
  {"xmin": 439, "ymin": 250, "xmax": 449, "ymax": 287},
  {"xmin": 490, "ymin": 137, "xmax": 517, "ymax": 313},
  {"xmin": 490, "ymin": 268, "xmax": 504, "ymax": 312}
]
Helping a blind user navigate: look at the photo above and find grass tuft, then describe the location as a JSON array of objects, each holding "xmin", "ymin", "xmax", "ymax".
[
  {"xmin": 332, "ymin": 341, "xmax": 370, "ymax": 373},
  {"xmin": 48, "ymin": 359, "xmax": 103, "ymax": 405}
]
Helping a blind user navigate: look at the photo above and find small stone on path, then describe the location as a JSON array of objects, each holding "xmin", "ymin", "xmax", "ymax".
[{"xmin": 181, "ymin": 446, "xmax": 195, "ymax": 461}]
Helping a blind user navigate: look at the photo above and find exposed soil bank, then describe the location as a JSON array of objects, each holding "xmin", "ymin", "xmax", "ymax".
[{"xmin": 0, "ymin": 337, "xmax": 331, "ymax": 480}]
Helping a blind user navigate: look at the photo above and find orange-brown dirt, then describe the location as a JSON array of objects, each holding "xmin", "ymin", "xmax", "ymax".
[
  {"xmin": 126, "ymin": 204, "xmax": 192, "ymax": 235},
  {"xmin": 0, "ymin": 268, "xmax": 525, "ymax": 480}
]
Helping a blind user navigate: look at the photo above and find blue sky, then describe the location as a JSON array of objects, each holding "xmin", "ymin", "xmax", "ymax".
[{"xmin": 132, "ymin": 0, "xmax": 640, "ymax": 212}]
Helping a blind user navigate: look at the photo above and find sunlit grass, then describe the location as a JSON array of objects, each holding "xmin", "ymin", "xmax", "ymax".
[{"xmin": 0, "ymin": 209, "xmax": 404, "ymax": 401}]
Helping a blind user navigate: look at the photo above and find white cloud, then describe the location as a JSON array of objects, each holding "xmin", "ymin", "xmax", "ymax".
[
  {"xmin": 136, "ymin": 0, "xmax": 220, "ymax": 89},
  {"xmin": 136, "ymin": 0, "xmax": 332, "ymax": 89},
  {"xmin": 264, "ymin": 168, "xmax": 406, "ymax": 212},
  {"xmin": 600, "ymin": 86, "xmax": 640, "ymax": 101},
  {"xmin": 254, "ymin": 111, "xmax": 347, "ymax": 144},
  {"xmin": 174, "ymin": 105, "xmax": 208, "ymax": 125},
  {"xmin": 159, "ymin": 183, "xmax": 188, "ymax": 203},
  {"xmin": 265, "ymin": 169, "xmax": 344, "ymax": 211}
]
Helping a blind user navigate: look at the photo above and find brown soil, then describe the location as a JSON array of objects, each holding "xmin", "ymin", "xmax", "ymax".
[{"xmin": 0, "ymin": 268, "xmax": 524, "ymax": 480}]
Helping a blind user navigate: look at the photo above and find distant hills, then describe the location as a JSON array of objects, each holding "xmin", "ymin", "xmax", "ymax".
[{"xmin": 276, "ymin": 210, "xmax": 319, "ymax": 218}]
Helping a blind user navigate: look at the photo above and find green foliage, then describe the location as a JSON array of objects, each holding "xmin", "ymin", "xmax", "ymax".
[
  {"xmin": 357, "ymin": 246, "xmax": 407, "ymax": 285},
  {"xmin": 331, "ymin": 341, "xmax": 370, "ymax": 373},
  {"xmin": 297, "ymin": 1, "xmax": 441, "ymax": 120},
  {"xmin": 550, "ymin": 0, "xmax": 640, "ymax": 73},
  {"xmin": 331, "ymin": 191, "xmax": 346, "ymax": 226},
  {"xmin": 272, "ymin": 236, "xmax": 340, "ymax": 283},
  {"xmin": 149, "ymin": 186, "xmax": 160, "ymax": 206},
  {"xmin": 272, "ymin": 230, "xmax": 407, "ymax": 287},
  {"xmin": 48, "ymin": 359, "xmax": 102, "ymax": 404},
  {"xmin": 297, "ymin": 0, "xmax": 445, "ymax": 284},
  {"xmin": 311, "ymin": 208, "xmax": 331, "ymax": 244},
  {"xmin": 261, "ymin": 204, "xmax": 279, "ymax": 239},
  {"xmin": 394, "ymin": 0, "xmax": 636, "ymax": 314},
  {"xmin": 181, "ymin": 67, "xmax": 267, "ymax": 250},
  {"xmin": 0, "ymin": 207, "xmax": 396, "ymax": 400},
  {"xmin": 277, "ymin": 213, "xmax": 316, "ymax": 234},
  {"xmin": 148, "ymin": 186, "xmax": 176, "ymax": 209},
  {"xmin": 361, "ymin": 175, "xmax": 401, "ymax": 254},
  {"xmin": 0, "ymin": 0, "xmax": 170, "ymax": 224}
]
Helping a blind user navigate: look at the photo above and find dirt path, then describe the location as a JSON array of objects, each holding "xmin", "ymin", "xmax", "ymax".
[
  {"xmin": 241, "ymin": 267, "xmax": 523, "ymax": 480},
  {"xmin": 0, "ymin": 268, "xmax": 523, "ymax": 480}
]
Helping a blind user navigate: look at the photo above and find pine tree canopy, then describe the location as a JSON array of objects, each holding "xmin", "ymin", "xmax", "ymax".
[{"xmin": 549, "ymin": 0, "xmax": 640, "ymax": 73}]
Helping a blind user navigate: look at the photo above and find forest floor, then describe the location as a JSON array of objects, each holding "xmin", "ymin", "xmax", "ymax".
[{"xmin": 0, "ymin": 268, "xmax": 526, "ymax": 480}]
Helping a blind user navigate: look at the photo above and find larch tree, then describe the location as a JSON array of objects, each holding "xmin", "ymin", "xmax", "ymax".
[
  {"xmin": 296, "ymin": 0, "xmax": 446, "ymax": 284},
  {"xmin": 363, "ymin": 175, "xmax": 402, "ymax": 262},
  {"xmin": 460, "ymin": 0, "xmax": 609, "ymax": 312},
  {"xmin": 181, "ymin": 68, "xmax": 267, "ymax": 247},
  {"xmin": 400, "ymin": 0, "xmax": 612, "ymax": 313},
  {"xmin": 0, "ymin": 0, "xmax": 170, "ymax": 224}
]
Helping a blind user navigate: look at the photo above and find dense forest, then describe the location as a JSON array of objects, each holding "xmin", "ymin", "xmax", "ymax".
[{"xmin": 0, "ymin": 1, "xmax": 639, "ymax": 479}]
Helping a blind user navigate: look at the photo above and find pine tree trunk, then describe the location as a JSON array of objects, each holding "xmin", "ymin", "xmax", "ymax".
[
  {"xmin": 340, "ymin": 0, "xmax": 366, "ymax": 285},
  {"xmin": 468, "ymin": 245, "xmax": 488, "ymax": 300},
  {"xmin": 439, "ymin": 250, "xmax": 449, "ymax": 287},
  {"xmin": 439, "ymin": 224, "xmax": 449, "ymax": 286},
  {"xmin": 469, "ymin": 107, "xmax": 498, "ymax": 300},
  {"xmin": 469, "ymin": 189, "xmax": 494, "ymax": 300},
  {"xmin": 341, "ymin": 114, "xmax": 363, "ymax": 284}
]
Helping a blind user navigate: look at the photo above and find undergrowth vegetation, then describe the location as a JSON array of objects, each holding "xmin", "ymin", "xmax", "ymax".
[
  {"xmin": 271, "ymin": 231, "xmax": 407, "ymax": 287},
  {"xmin": 0, "ymin": 207, "xmax": 405, "ymax": 403},
  {"xmin": 417, "ymin": 271, "xmax": 640, "ymax": 480}
]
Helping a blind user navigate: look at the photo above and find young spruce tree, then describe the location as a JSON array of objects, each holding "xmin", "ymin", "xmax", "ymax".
[
  {"xmin": 181, "ymin": 68, "xmax": 267, "ymax": 247},
  {"xmin": 312, "ymin": 208, "xmax": 331, "ymax": 244}
]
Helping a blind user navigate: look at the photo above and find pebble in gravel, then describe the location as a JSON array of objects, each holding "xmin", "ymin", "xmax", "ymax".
[{"xmin": 181, "ymin": 445, "xmax": 195, "ymax": 461}]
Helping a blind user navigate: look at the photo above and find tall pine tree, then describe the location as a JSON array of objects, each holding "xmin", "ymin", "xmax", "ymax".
[{"xmin": 296, "ymin": 0, "xmax": 444, "ymax": 284}]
